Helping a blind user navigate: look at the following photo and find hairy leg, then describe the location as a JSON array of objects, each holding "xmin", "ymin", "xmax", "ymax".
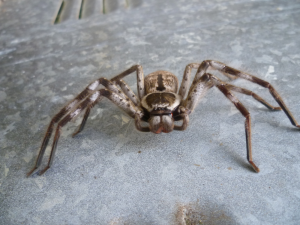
[
  {"xmin": 184, "ymin": 73, "xmax": 260, "ymax": 172},
  {"xmin": 38, "ymin": 89, "xmax": 144, "ymax": 175},
  {"xmin": 195, "ymin": 60, "xmax": 299, "ymax": 127},
  {"xmin": 72, "ymin": 66, "xmax": 144, "ymax": 137},
  {"xmin": 28, "ymin": 65, "xmax": 145, "ymax": 176}
]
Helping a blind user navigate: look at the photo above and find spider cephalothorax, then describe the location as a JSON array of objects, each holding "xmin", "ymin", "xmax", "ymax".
[
  {"xmin": 28, "ymin": 60, "xmax": 300, "ymax": 176},
  {"xmin": 140, "ymin": 74, "xmax": 183, "ymax": 133}
]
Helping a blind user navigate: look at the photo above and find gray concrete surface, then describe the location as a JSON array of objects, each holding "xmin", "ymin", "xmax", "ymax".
[{"xmin": 1, "ymin": 0, "xmax": 300, "ymax": 224}]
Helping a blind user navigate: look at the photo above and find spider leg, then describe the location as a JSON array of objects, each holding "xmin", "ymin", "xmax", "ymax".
[
  {"xmin": 214, "ymin": 79, "xmax": 259, "ymax": 172},
  {"xmin": 183, "ymin": 73, "xmax": 259, "ymax": 172},
  {"xmin": 196, "ymin": 60, "xmax": 300, "ymax": 128},
  {"xmin": 180, "ymin": 62, "xmax": 280, "ymax": 111},
  {"xmin": 183, "ymin": 72, "xmax": 214, "ymax": 112},
  {"xmin": 178, "ymin": 62, "xmax": 237, "ymax": 99},
  {"xmin": 218, "ymin": 80, "xmax": 281, "ymax": 111},
  {"xmin": 72, "ymin": 66, "xmax": 143, "ymax": 137},
  {"xmin": 173, "ymin": 112, "xmax": 189, "ymax": 131},
  {"xmin": 71, "ymin": 106, "xmax": 92, "ymax": 137},
  {"xmin": 27, "ymin": 79, "xmax": 120, "ymax": 176},
  {"xmin": 179, "ymin": 62, "xmax": 239, "ymax": 99},
  {"xmin": 39, "ymin": 89, "xmax": 144, "ymax": 175},
  {"xmin": 38, "ymin": 93, "xmax": 98, "ymax": 175},
  {"xmin": 28, "ymin": 66, "xmax": 145, "ymax": 177},
  {"xmin": 115, "ymin": 79, "xmax": 139, "ymax": 105},
  {"xmin": 70, "ymin": 78, "xmax": 126, "ymax": 138},
  {"xmin": 179, "ymin": 63, "xmax": 200, "ymax": 99},
  {"xmin": 72, "ymin": 79, "xmax": 140, "ymax": 137},
  {"xmin": 135, "ymin": 114, "xmax": 150, "ymax": 132},
  {"xmin": 27, "ymin": 101, "xmax": 82, "ymax": 177},
  {"xmin": 111, "ymin": 64, "xmax": 145, "ymax": 99}
]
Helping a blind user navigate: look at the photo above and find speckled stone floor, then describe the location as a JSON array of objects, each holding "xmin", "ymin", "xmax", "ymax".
[{"xmin": 1, "ymin": 0, "xmax": 300, "ymax": 224}]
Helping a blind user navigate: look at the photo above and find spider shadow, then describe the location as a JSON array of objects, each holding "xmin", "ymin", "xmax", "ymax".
[
  {"xmin": 213, "ymin": 141, "xmax": 257, "ymax": 173},
  {"xmin": 70, "ymin": 101, "xmax": 298, "ymax": 172},
  {"xmin": 70, "ymin": 110, "xmax": 153, "ymax": 152},
  {"xmin": 250, "ymin": 106, "xmax": 300, "ymax": 132}
]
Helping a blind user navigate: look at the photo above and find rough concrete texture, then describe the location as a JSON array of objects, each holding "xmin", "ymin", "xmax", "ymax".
[{"xmin": 1, "ymin": 0, "xmax": 300, "ymax": 224}]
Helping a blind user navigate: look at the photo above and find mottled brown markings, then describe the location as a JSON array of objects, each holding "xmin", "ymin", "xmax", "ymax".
[
  {"xmin": 144, "ymin": 71, "xmax": 178, "ymax": 94},
  {"xmin": 222, "ymin": 66, "xmax": 240, "ymax": 76},
  {"xmin": 156, "ymin": 74, "xmax": 166, "ymax": 91},
  {"xmin": 179, "ymin": 64, "xmax": 195, "ymax": 98},
  {"xmin": 224, "ymin": 83, "xmax": 281, "ymax": 110},
  {"xmin": 163, "ymin": 75, "xmax": 178, "ymax": 92},
  {"xmin": 215, "ymin": 81, "xmax": 259, "ymax": 172},
  {"xmin": 116, "ymin": 79, "xmax": 139, "ymax": 106},
  {"xmin": 250, "ymin": 76, "xmax": 269, "ymax": 87},
  {"xmin": 26, "ymin": 85, "xmax": 93, "ymax": 176},
  {"xmin": 145, "ymin": 93, "xmax": 176, "ymax": 109},
  {"xmin": 29, "ymin": 61, "xmax": 299, "ymax": 176},
  {"xmin": 111, "ymin": 65, "xmax": 145, "ymax": 99},
  {"xmin": 182, "ymin": 67, "xmax": 298, "ymax": 172},
  {"xmin": 145, "ymin": 75, "xmax": 157, "ymax": 93},
  {"xmin": 72, "ymin": 107, "xmax": 91, "ymax": 137},
  {"xmin": 38, "ymin": 93, "xmax": 100, "ymax": 175},
  {"xmin": 218, "ymin": 85, "xmax": 249, "ymax": 117},
  {"xmin": 203, "ymin": 60, "xmax": 299, "ymax": 127},
  {"xmin": 184, "ymin": 73, "xmax": 214, "ymax": 111},
  {"xmin": 77, "ymin": 90, "xmax": 90, "ymax": 100},
  {"xmin": 28, "ymin": 65, "xmax": 145, "ymax": 176}
]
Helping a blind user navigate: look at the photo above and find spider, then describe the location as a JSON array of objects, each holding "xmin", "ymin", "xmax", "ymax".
[{"xmin": 27, "ymin": 60, "xmax": 300, "ymax": 176}]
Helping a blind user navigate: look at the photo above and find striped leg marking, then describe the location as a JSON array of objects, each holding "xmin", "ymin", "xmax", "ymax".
[
  {"xmin": 200, "ymin": 60, "xmax": 300, "ymax": 128},
  {"xmin": 184, "ymin": 73, "xmax": 260, "ymax": 172},
  {"xmin": 38, "ymin": 89, "xmax": 143, "ymax": 175},
  {"xmin": 28, "ymin": 65, "xmax": 145, "ymax": 176}
]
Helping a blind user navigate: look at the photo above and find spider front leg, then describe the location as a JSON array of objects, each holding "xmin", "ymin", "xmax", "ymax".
[
  {"xmin": 38, "ymin": 89, "xmax": 143, "ymax": 175},
  {"xmin": 222, "ymin": 83, "xmax": 281, "ymax": 111},
  {"xmin": 215, "ymin": 81, "xmax": 259, "ymax": 172},
  {"xmin": 28, "ymin": 65, "xmax": 145, "ymax": 176},
  {"xmin": 198, "ymin": 60, "xmax": 300, "ymax": 128},
  {"xmin": 183, "ymin": 73, "xmax": 259, "ymax": 172},
  {"xmin": 28, "ymin": 78, "xmax": 120, "ymax": 176},
  {"xmin": 179, "ymin": 62, "xmax": 239, "ymax": 99},
  {"xmin": 180, "ymin": 62, "xmax": 282, "ymax": 112},
  {"xmin": 27, "ymin": 93, "xmax": 90, "ymax": 177},
  {"xmin": 72, "ymin": 66, "xmax": 144, "ymax": 137}
]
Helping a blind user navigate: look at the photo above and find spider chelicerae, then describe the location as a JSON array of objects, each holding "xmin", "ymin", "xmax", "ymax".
[{"xmin": 27, "ymin": 60, "xmax": 300, "ymax": 176}]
